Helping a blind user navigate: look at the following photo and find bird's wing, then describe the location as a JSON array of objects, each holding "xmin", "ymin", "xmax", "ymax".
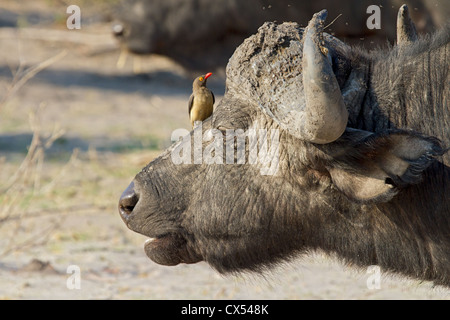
[
  {"xmin": 188, "ymin": 93, "xmax": 194, "ymax": 116},
  {"xmin": 211, "ymin": 90, "xmax": 215, "ymax": 105}
]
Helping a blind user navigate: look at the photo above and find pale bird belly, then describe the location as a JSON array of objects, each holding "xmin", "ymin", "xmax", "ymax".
[{"xmin": 190, "ymin": 94, "xmax": 213, "ymax": 123}]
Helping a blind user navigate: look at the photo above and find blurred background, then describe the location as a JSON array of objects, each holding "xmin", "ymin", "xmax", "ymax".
[{"xmin": 0, "ymin": 0, "xmax": 448, "ymax": 299}]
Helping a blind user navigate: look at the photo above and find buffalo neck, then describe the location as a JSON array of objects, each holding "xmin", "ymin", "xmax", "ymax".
[{"xmin": 367, "ymin": 29, "xmax": 449, "ymax": 149}]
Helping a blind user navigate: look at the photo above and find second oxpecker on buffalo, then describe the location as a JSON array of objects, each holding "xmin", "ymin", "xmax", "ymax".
[{"xmin": 188, "ymin": 72, "xmax": 215, "ymax": 127}]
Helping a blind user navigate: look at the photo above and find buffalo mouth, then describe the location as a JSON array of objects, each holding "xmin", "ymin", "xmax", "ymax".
[{"xmin": 143, "ymin": 233, "xmax": 202, "ymax": 266}]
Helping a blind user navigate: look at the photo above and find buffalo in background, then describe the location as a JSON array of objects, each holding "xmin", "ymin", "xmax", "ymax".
[{"xmin": 111, "ymin": 0, "xmax": 449, "ymax": 70}]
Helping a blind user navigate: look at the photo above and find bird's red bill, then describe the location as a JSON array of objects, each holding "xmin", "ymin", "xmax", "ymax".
[{"xmin": 204, "ymin": 72, "xmax": 212, "ymax": 80}]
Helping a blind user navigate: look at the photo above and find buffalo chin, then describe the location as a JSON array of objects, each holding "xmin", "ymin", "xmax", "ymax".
[{"xmin": 144, "ymin": 233, "xmax": 201, "ymax": 266}]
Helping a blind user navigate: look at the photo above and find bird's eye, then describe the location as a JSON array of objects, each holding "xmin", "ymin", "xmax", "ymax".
[{"xmin": 199, "ymin": 77, "xmax": 204, "ymax": 81}]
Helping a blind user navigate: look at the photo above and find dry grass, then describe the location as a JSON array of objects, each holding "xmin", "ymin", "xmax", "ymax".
[
  {"xmin": 0, "ymin": 58, "xmax": 155, "ymax": 257},
  {"xmin": 0, "ymin": 51, "xmax": 73, "ymax": 257}
]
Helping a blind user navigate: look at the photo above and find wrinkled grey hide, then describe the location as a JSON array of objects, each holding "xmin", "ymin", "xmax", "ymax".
[{"xmin": 119, "ymin": 7, "xmax": 449, "ymax": 287}]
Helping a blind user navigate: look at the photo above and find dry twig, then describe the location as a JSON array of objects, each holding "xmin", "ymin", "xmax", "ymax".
[{"xmin": 0, "ymin": 50, "xmax": 72, "ymax": 257}]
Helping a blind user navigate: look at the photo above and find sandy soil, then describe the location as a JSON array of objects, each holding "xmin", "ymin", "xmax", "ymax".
[{"xmin": 0, "ymin": 1, "xmax": 448, "ymax": 300}]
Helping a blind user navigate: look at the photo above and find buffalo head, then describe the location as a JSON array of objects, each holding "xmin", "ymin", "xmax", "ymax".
[{"xmin": 119, "ymin": 7, "xmax": 449, "ymax": 286}]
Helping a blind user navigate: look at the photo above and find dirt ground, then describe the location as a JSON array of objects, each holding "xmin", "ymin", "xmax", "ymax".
[{"xmin": 0, "ymin": 1, "xmax": 448, "ymax": 300}]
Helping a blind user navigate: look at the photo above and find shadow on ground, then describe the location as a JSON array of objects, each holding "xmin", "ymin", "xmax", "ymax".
[
  {"xmin": 0, "ymin": 65, "xmax": 202, "ymax": 96},
  {"xmin": 0, "ymin": 132, "xmax": 167, "ymax": 161}
]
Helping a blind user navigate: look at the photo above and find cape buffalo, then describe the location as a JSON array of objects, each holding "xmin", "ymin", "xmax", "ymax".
[
  {"xmin": 111, "ymin": 0, "xmax": 448, "ymax": 69},
  {"xmin": 119, "ymin": 6, "xmax": 449, "ymax": 287}
]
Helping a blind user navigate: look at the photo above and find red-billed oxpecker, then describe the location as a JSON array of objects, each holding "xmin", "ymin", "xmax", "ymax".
[{"xmin": 188, "ymin": 72, "xmax": 215, "ymax": 128}]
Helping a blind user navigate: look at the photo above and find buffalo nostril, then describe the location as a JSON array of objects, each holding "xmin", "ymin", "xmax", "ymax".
[{"xmin": 119, "ymin": 182, "xmax": 139, "ymax": 218}]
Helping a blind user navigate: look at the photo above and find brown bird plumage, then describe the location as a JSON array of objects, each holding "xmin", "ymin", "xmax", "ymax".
[{"xmin": 188, "ymin": 73, "xmax": 215, "ymax": 127}]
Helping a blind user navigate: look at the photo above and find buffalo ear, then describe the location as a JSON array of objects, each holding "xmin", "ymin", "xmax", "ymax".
[
  {"xmin": 329, "ymin": 168, "xmax": 397, "ymax": 202},
  {"xmin": 326, "ymin": 129, "xmax": 445, "ymax": 202}
]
